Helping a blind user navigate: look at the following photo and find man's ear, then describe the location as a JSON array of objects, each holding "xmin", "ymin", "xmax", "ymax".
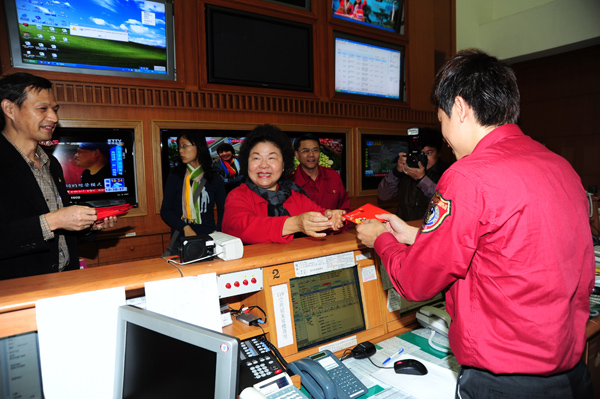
[
  {"xmin": 454, "ymin": 96, "xmax": 471, "ymax": 123},
  {"xmin": 0, "ymin": 99, "xmax": 16, "ymax": 123}
]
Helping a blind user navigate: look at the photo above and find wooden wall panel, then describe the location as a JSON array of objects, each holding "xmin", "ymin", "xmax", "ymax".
[
  {"xmin": 512, "ymin": 44, "xmax": 600, "ymax": 191},
  {"xmin": 0, "ymin": 0, "xmax": 456, "ymax": 249}
]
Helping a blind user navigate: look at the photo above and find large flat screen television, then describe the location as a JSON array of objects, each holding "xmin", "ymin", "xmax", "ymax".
[
  {"xmin": 289, "ymin": 267, "xmax": 366, "ymax": 351},
  {"xmin": 206, "ymin": 5, "xmax": 313, "ymax": 92},
  {"xmin": 158, "ymin": 128, "xmax": 249, "ymax": 191},
  {"xmin": 334, "ymin": 31, "xmax": 405, "ymax": 101},
  {"xmin": 113, "ymin": 305, "xmax": 240, "ymax": 399},
  {"xmin": 46, "ymin": 126, "xmax": 139, "ymax": 208},
  {"xmin": 3, "ymin": 0, "xmax": 176, "ymax": 80},
  {"xmin": 361, "ymin": 133, "xmax": 408, "ymax": 190},
  {"xmin": 158, "ymin": 128, "xmax": 348, "ymax": 190},
  {"xmin": 332, "ymin": 0, "xmax": 404, "ymax": 34}
]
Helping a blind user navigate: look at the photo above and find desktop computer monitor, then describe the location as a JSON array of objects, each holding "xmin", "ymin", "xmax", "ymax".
[
  {"xmin": 290, "ymin": 267, "xmax": 366, "ymax": 351},
  {"xmin": 113, "ymin": 305, "xmax": 240, "ymax": 399}
]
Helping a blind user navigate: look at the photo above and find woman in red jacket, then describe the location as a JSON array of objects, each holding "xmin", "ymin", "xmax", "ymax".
[{"xmin": 222, "ymin": 124, "xmax": 345, "ymax": 244}]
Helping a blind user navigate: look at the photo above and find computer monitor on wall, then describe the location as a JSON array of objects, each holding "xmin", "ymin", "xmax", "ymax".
[
  {"xmin": 47, "ymin": 126, "xmax": 139, "ymax": 208},
  {"xmin": 158, "ymin": 128, "xmax": 249, "ymax": 191},
  {"xmin": 2, "ymin": 0, "xmax": 176, "ymax": 81},
  {"xmin": 334, "ymin": 31, "xmax": 405, "ymax": 101},
  {"xmin": 113, "ymin": 305, "xmax": 240, "ymax": 399},
  {"xmin": 361, "ymin": 133, "xmax": 409, "ymax": 191},
  {"xmin": 332, "ymin": 0, "xmax": 404, "ymax": 34},
  {"xmin": 206, "ymin": 5, "xmax": 313, "ymax": 92}
]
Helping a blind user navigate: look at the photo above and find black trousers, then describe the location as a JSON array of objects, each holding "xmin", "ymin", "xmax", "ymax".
[{"xmin": 455, "ymin": 360, "xmax": 593, "ymax": 399}]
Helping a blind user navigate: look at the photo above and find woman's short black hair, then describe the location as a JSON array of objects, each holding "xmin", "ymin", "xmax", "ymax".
[
  {"xmin": 174, "ymin": 130, "xmax": 215, "ymax": 180},
  {"xmin": 238, "ymin": 124, "xmax": 295, "ymax": 181},
  {"xmin": 216, "ymin": 142, "xmax": 235, "ymax": 156}
]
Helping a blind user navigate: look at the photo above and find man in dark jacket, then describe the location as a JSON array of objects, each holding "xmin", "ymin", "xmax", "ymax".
[{"xmin": 0, "ymin": 72, "xmax": 116, "ymax": 280}]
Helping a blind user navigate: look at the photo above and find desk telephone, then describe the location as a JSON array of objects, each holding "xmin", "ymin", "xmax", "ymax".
[
  {"xmin": 416, "ymin": 303, "xmax": 452, "ymax": 353},
  {"xmin": 239, "ymin": 336, "xmax": 367, "ymax": 399},
  {"xmin": 416, "ymin": 303, "xmax": 451, "ymax": 336}
]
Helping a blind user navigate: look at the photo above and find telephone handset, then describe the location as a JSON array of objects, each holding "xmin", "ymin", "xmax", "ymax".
[
  {"xmin": 416, "ymin": 303, "xmax": 451, "ymax": 336},
  {"xmin": 416, "ymin": 303, "xmax": 452, "ymax": 353},
  {"xmin": 287, "ymin": 350, "xmax": 368, "ymax": 399}
]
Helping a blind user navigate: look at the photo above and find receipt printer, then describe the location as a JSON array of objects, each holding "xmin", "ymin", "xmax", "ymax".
[{"xmin": 179, "ymin": 235, "xmax": 216, "ymax": 263}]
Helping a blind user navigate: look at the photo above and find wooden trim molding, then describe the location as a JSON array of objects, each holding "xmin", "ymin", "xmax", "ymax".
[{"xmin": 51, "ymin": 81, "xmax": 437, "ymax": 124}]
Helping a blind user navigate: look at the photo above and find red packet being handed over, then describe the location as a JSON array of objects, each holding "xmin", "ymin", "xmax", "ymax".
[
  {"xmin": 343, "ymin": 203, "xmax": 392, "ymax": 224},
  {"xmin": 95, "ymin": 204, "xmax": 134, "ymax": 222}
]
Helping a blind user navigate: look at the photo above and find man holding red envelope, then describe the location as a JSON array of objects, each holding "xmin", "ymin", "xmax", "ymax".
[{"xmin": 0, "ymin": 73, "xmax": 118, "ymax": 280}]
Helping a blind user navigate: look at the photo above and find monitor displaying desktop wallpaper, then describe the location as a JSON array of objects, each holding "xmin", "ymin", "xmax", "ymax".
[{"xmin": 3, "ymin": 0, "xmax": 175, "ymax": 80}]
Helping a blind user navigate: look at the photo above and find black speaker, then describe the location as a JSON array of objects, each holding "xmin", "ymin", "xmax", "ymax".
[{"xmin": 178, "ymin": 235, "xmax": 215, "ymax": 263}]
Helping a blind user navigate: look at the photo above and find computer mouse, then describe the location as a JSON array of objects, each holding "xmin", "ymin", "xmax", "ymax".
[{"xmin": 394, "ymin": 359, "xmax": 428, "ymax": 375}]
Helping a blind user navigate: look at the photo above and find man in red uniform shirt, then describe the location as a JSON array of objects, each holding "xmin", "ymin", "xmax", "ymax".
[
  {"xmin": 356, "ymin": 49, "xmax": 594, "ymax": 398},
  {"xmin": 291, "ymin": 133, "xmax": 350, "ymax": 213}
]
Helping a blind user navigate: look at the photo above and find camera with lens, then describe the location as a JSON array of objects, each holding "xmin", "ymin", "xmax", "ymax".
[{"xmin": 406, "ymin": 127, "xmax": 428, "ymax": 169}]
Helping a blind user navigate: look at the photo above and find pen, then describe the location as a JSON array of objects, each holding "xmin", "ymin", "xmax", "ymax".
[{"xmin": 382, "ymin": 348, "xmax": 404, "ymax": 365}]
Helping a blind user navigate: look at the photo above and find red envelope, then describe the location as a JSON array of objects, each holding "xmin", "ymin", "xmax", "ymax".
[
  {"xmin": 95, "ymin": 204, "xmax": 134, "ymax": 221},
  {"xmin": 343, "ymin": 203, "xmax": 391, "ymax": 224}
]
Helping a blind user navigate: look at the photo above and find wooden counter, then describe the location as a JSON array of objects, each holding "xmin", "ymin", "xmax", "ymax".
[
  {"xmin": 1, "ymin": 229, "xmax": 599, "ymax": 377},
  {"xmin": 0, "ymin": 231, "xmax": 374, "ymax": 340}
]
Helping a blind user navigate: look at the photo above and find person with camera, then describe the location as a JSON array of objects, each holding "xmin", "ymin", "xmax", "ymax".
[{"xmin": 377, "ymin": 127, "xmax": 450, "ymax": 221}]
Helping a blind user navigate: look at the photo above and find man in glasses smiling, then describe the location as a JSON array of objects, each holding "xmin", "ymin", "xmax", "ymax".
[{"xmin": 291, "ymin": 133, "xmax": 350, "ymax": 213}]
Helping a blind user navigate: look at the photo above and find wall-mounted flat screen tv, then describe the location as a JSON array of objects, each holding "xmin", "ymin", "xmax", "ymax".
[
  {"xmin": 361, "ymin": 133, "xmax": 408, "ymax": 190},
  {"xmin": 332, "ymin": 0, "xmax": 404, "ymax": 34},
  {"xmin": 158, "ymin": 129, "xmax": 347, "ymax": 190},
  {"xmin": 3, "ymin": 0, "xmax": 176, "ymax": 80},
  {"xmin": 334, "ymin": 31, "xmax": 405, "ymax": 101},
  {"xmin": 159, "ymin": 129, "xmax": 249, "ymax": 191},
  {"xmin": 46, "ymin": 127, "xmax": 139, "ymax": 208},
  {"xmin": 206, "ymin": 5, "xmax": 313, "ymax": 92}
]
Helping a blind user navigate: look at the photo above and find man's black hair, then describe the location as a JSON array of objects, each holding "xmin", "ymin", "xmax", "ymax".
[
  {"xmin": 0, "ymin": 72, "xmax": 53, "ymax": 131},
  {"xmin": 431, "ymin": 49, "xmax": 520, "ymax": 127},
  {"xmin": 238, "ymin": 124, "xmax": 295, "ymax": 181},
  {"xmin": 293, "ymin": 133, "xmax": 320, "ymax": 152}
]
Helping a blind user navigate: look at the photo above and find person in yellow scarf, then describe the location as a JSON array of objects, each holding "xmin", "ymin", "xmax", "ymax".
[{"xmin": 161, "ymin": 131, "xmax": 226, "ymax": 253}]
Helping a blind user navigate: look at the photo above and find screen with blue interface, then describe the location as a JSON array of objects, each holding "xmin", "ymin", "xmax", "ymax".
[{"xmin": 4, "ymin": 0, "xmax": 175, "ymax": 80}]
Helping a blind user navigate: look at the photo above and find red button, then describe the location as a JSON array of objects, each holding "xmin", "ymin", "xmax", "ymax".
[
  {"xmin": 225, "ymin": 283, "xmax": 231, "ymax": 289},
  {"xmin": 243, "ymin": 279, "xmax": 249, "ymax": 286},
  {"xmin": 234, "ymin": 281, "xmax": 240, "ymax": 287},
  {"xmin": 275, "ymin": 369, "xmax": 282, "ymax": 374},
  {"xmin": 251, "ymin": 278, "xmax": 257, "ymax": 284}
]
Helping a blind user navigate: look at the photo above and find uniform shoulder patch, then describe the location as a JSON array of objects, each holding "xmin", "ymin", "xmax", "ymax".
[{"xmin": 421, "ymin": 191, "xmax": 451, "ymax": 233}]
